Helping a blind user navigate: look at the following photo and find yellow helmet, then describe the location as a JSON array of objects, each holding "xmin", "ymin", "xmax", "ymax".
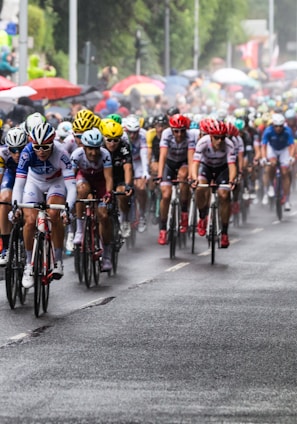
[
  {"xmin": 92, "ymin": 114, "xmax": 101, "ymax": 129},
  {"xmin": 99, "ymin": 118, "xmax": 123, "ymax": 138},
  {"xmin": 72, "ymin": 117, "xmax": 94, "ymax": 133},
  {"xmin": 75, "ymin": 108, "xmax": 94, "ymax": 122}
]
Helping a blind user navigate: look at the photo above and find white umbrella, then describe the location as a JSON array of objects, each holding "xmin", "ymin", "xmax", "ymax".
[
  {"xmin": 212, "ymin": 68, "xmax": 251, "ymax": 84},
  {"xmin": 0, "ymin": 85, "xmax": 37, "ymax": 100},
  {"xmin": 275, "ymin": 61, "xmax": 297, "ymax": 71}
]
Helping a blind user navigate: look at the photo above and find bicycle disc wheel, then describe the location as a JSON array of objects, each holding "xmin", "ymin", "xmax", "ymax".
[
  {"xmin": 83, "ymin": 217, "xmax": 93, "ymax": 288},
  {"xmin": 93, "ymin": 225, "xmax": 101, "ymax": 285},
  {"xmin": 34, "ymin": 233, "xmax": 44, "ymax": 318},
  {"xmin": 5, "ymin": 225, "xmax": 19, "ymax": 309},
  {"xmin": 42, "ymin": 240, "xmax": 51, "ymax": 313}
]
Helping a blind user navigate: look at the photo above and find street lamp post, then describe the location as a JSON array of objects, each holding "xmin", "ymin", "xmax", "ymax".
[
  {"xmin": 193, "ymin": 0, "xmax": 199, "ymax": 70},
  {"xmin": 268, "ymin": 0, "xmax": 274, "ymax": 65},
  {"xmin": 69, "ymin": 0, "xmax": 77, "ymax": 84},
  {"xmin": 164, "ymin": 0, "xmax": 170, "ymax": 75}
]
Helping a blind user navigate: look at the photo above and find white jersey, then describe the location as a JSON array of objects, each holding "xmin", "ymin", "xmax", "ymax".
[
  {"xmin": 70, "ymin": 146, "xmax": 112, "ymax": 176},
  {"xmin": 193, "ymin": 134, "xmax": 236, "ymax": 167}
]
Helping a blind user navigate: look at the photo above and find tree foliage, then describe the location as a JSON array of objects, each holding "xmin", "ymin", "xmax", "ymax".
[{"xmin": 28, "ymin": 0, "xmax": 251, "ymax": 78}]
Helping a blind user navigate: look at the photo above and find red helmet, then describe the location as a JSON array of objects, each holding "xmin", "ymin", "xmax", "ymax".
[
  {"xmin": 169, "ymin": 114, "xmax": 190, "ymax": 129},
  {"xmin": 225, "ymin": 122, "xmax": 239, "ymax": 137},
  {"xmin": 207, "ymin": 119, "xmax": 227, "ymax": 136},
  {"xmin": 199, "ymin": 118, "xmax": 214, "ymax": 134}
]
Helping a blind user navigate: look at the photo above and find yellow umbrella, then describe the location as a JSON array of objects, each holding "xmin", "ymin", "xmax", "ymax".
[{"xmin": 123, "ymin": 82, "xmax": 164, "ymax": 96}]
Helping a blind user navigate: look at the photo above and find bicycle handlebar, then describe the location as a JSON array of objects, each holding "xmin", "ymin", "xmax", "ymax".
[{"xmin": 15, "ymin": 201, "xmax": 67, "ymax": 211}]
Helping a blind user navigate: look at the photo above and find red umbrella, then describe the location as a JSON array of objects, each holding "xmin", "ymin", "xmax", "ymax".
[
  {"xmin": 0, "ymin": 76, "xmax": 16, "ymax": 91},
  {"xmin": 23, "ymin": 77, "xmax": 82, "ymax": 100},
  {"xmin": 112, "ymin": 75, "xmax": 164, "ymax": 93}
]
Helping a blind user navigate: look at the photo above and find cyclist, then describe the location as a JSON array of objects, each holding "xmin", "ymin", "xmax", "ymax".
[
  {"xmin": 12, "ymin": 122, "xmax": 77, "ymax": 289},
  {"xmin": 261, "ymin": 113, "xmax": 295, "ymax": 210},
  {"xmin": 99, "ymin": 118, "xmax": 134, "ymax": 238},
  {"xmin": 192, "ymin": 118, "xmax": 237, "ymax": 248},
  {"xmin": 0, "ymin": 127, "xmax": 27, "ymax": 265},
  {"xmin": 24, "ymin": 112, "xmax": 46, "ymax": 136},
  {"xmin": 122, "ymin": 114, "xmax": 149, "ymax": 233},
  {"xmin": 147, "ymin": 114, "xmax": 169, "ymax": 213},
  {"xmin": 156, "ymin": 113, "xmax": 195, "ymax": 245},
  {"xmin": 70, "ymin": 127, "xmax": 114, "ymax": 271}
]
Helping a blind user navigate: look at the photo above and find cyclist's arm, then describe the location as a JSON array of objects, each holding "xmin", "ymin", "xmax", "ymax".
[
  {"xmin": 187, "ymin": 148, "xmax": 195, "ymax": 177},
  {"xmin": 228, "ymin": 163, "xmax": 237, "ymax": 183},
  {"xmin": 103, "ymin": 166, "xmax": 113, "ymax": 194},
  {"xmin": 191, "ymin": 159, "xmax": 200, "ymax": 181},
  {"xmin": 12, "ymin": 175, "xmax": 26, "ymax": 205},
  {"xmin": 123, "ymin": 162, "xmax": 133, "ymax": 186},
  {"xmin": 157, "ymin": 146, "xmax": 168, "ymax": 179}
]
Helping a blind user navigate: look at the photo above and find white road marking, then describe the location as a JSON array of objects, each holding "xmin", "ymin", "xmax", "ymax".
[
  {"xmin": 251, "ymin": 228, "xmax": 264, "ymax": 234},
  {"xmin": 10, "ymin": 332, "xmax": 28, "ymax": 341},
  {"xmin": 165, "ymin": 262, "xmax": 189, "ymax": 272}
]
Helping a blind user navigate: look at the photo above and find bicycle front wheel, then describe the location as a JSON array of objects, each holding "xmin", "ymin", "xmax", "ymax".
[
  {"xmin": 83, "ymin": 217, "xmax": 93, "ymax": 288},
  {"xmin": 93, "ymin": 224, "xmax": 101, "ymax": 285},
  {"xmin": 33, "ymin": 232, "xmax": 44, "ymax": 318},
  {"xmin": 42, "ymin": 239, "xmax": 51, "ymax": 313},
  {"xmin": 168, "ymin": 204, "xmax": 177, "ymax": 259},
  {"xmin": 5, "ymin": 224, "xmax": 20, "ymax": 309},
  {"xmin": 275, "ymin": 177, "xmax": 282, "ymax": 221},
  {"xmin": 111, "ymin": 216, "xmax": 121, "ymax": 275},
  {"xmin": 211, "ymin": 207, "xmax": 217, "ymax": 265}
]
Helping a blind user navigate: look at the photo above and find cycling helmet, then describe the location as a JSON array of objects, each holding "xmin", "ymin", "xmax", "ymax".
[
  {"xmin": 81, "ymin": 128, "xmax": 103, "ymax": 148},
  {"xmin": 285, "ymin": 109, "xmax": 296, "ymax": 120},
  {"xmin": 234, "ymin": 118, "xmax": 245, "ymax": 131},
  {"xmin": 143, "ymin": 116, "xmax": 155, "ymax": 130},
  {"xmin": 199, "ymin": 118, "xmax": 213, "ymax": 134},
  {"xmin": 167, "ymin": 106, "xmax": 180, "ymax": 116},
  {"xmin": 25, "ymin": 112, "xmax": 46, "ymax": 135},
  {"xmin": 272, "ymin": 113, "xmax": 285, "ymax": 126},
  {"xmin": 107, "ymin": 113, "xmax": 122, "ymax": 124},
  {"xmin": 169, "ymin": 114, "xmax": 190, "ymax": 129},
  {"xmin": 5, "ymin": 127, "xmax": 27, "ymax": 148},
  {"xmin": 75, "ymin": 108, "xmax": 94, "ymax": 122},
  {"xmin": 125, "ymin": 114, "xmax": 140, "ymax": 132},
  {"xmin": 207, "ymin": 119, "xmax": 227, "ymax": 136},
  {"xmin": 92, "ymin": 114, "xmax": 101, "ymax": 129},
  {"xmin": 99, "ymin": 118, "xmax": 123, "ymax": 138},
  {"xmin": 153, "ymin": 114, "xmax": 168, "ymax": 126},
  {"xmin": 30, "ymin": 122, "xmax": 56, "ymax": 145},
  {"xmin": 72, "ymin": 117, "xmax": 94, "ymax": 133},
  {"xmin": 56, "ymin": 121, "xmax": 73, "ymax": 139},
  {"xmin": 190, "ymin": 121, "xmax": 199, "ymax": 129},
  {"xmin": 225, "ymin": 122, "xmax": 239, "ymax": 137}
]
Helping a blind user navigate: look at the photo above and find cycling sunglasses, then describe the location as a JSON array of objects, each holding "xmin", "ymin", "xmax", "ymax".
[
  {"xmin": 9, "ymin": 147, "xmax": 24, "ymax": 154},
  {"xmin": 106, "ymin": 138, "xmax": 121, "ymax": 143},
  {"xmin": 33, "ymin": 144, "xmax": 53, "ymax": 152},
  {"xmin": 172, "ymin": 128, "xmax": 186, "ymax": 134},
  {"xmin": 213, "ymin": 135, "xmax": 226, "ymax": 141}
]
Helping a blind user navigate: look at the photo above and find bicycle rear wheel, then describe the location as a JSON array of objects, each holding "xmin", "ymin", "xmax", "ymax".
[
  {"xmin": 275, "ymin": 177, "xmax": 282, "ymax": 221},
  {"xmin": 83, "ymin": 217, "xmax": 93, "ymax": 288},
  {"xmin": 74, "ymin": 245, "xmax": 84, "ymax": 284},
  {"xmin": 188, "ymin": 198, "xmax": 197, "ymax": 254},
  {"xmin": 33, "ymin": 232, "xmax": 44, "ymax": 318},
  {"xmin": 111, "ymin": 215, "xmax": 121, "ymax": 275}
]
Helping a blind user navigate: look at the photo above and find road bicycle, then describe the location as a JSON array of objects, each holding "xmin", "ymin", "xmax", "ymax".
[
  {"xmin": 166, "ymin": 179, "xmax": 188, "ymax": 259},
  {"xmin": 74, "ymin": 197, "xmax": 103, "ymax": 288},
  {"xmin": 267, "ymin": 157, "xmax": 283, "ymax": 221},
  {"xmin": 198, "ymin": 182, "xmax": 230, "ymax": 265},
  {"xmin": 3, "ymin": 202, "xmax": 26, "ymax": 309},
  {"xmin": 16, "ymin": 199, "xmax": 68, "ymax": 318},
  {"xmin": 109, "ymin": 191, "xmax": 125, "ymax": 275},
  {"xmin": 187, "ymin": 186, "xmax": 198, "ymax": 254}
]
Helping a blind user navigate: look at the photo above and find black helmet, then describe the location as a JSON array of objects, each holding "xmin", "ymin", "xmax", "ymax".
[
  {"xmin": 167, "ymin": 106, "xmax": 180, "ymax": 116},
  {"xmin": 153, "ymin": 114, "xmax": 168, "ymax": 126}
]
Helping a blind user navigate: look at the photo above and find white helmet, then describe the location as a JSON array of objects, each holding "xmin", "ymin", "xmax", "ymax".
[
  {"xmin": 5, "ymin": 127, "xmax": 27, "ymax": 148},
  {"xmin": 125, "ymin": 114, "xmax": 140, "ymax": 132},
  {"xmin": 56, "ymin": 121, "xmax": 73, "ymax": 139},
  {"xmin": 272, "ymin": 113, "xmax": 285, "ymax": 126},
  {"xmin": 25, "ymin": 112, "xmax": 46, "ymax": 135}
]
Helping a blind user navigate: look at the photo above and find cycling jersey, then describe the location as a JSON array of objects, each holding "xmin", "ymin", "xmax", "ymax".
[
  {"xmin": 12, "ymin": 141, "xmax": 76, "ymax": 209},
  {"xmin": 262, "ymin": 125, "xmax": 294, "ymax": 150},
  {"xmin": 107, "ymin": 140, "xmax": 133, "ymax": 187},
  {"xmin": 70, "ymin": 146, "xmax": 112, "ymax": 176},
  {"xmin": 160, "ymin": 127, "xmax": 196, "ymax": 164},
  {"xmin": 193, "ymin": 135, "xmax": 236, "ymax": 167},
  {"xmin": 0, "ymin": 146, "xmax": 18, "ymax": 174},
  {"xmin": 122, "ymin": 128, "xmax": 149, "ymax": 179}
]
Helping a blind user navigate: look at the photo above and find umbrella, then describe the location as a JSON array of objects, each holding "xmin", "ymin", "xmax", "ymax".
[
  {"xmin": 275, "ymin": 61, "xmax": 297, "ymax": 71},
  {"xmin": 212, "ymin": 68, "xmax": 259, "ymax": 88},
  {"xmin": 123, "ymin": 82, "xmax": 164, "ymax": 96},
  {"xmin": 0, "ymin": 76, "xmax": 16, "ymax": 91},
  {"xmin": 179, "ymin": 69, "xmax": 200, "ymax": 80},
  {"xmin": 0, "ymin": 85, "xmax": 37, "ymax": 99},
  {"xmin": 23, "ymin": 77, "xmax": 82, "ymax": 100},
  {"xmin": 112, "ymin": 75, "xmax": 164, "ymax": 93},
  {"xmin": 165, "ymin": 75, "xmax": 189, "ymax": 87}
]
